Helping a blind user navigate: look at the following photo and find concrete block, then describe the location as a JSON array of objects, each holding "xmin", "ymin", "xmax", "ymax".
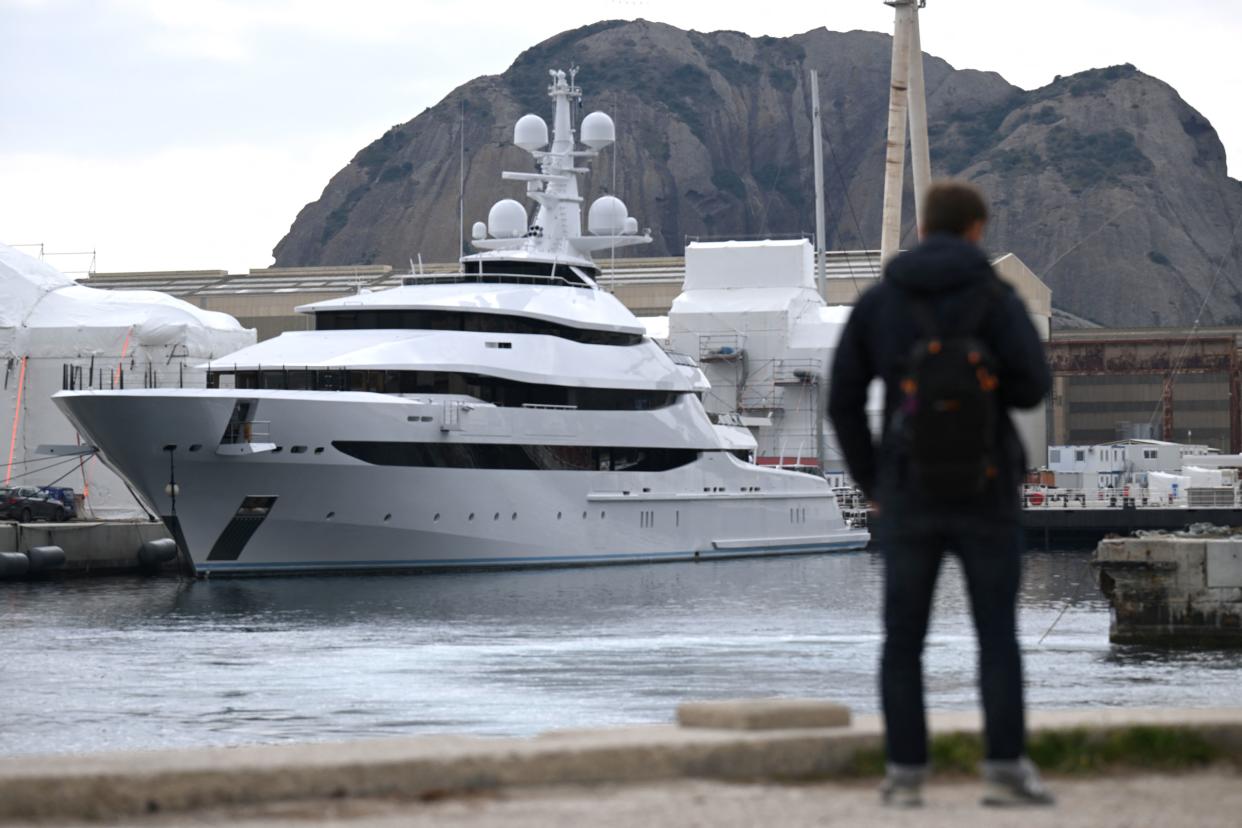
[
  {"xmin": 677, "ymin": 699, "xmax": 851, "ymax": 731},
  {"xmin": 0, "ymin": 522, "xmax": 15, "ymax": 551},
  {"xmin": 15, "ymin": 520, "xmax": 172, "ymax": 574},
  {"xmin": 1207, "ymin": 540, "xmax": 1242, "ymax": 588}
]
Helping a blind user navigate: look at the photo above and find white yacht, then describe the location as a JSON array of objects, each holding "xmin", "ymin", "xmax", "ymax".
[{"xmin": 54, "ymin": 69, "xmax": 868, "ymax": 576}]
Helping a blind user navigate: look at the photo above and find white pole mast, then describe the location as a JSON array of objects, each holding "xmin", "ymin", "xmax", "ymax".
[
  {"xmin": 458, "ymin": 99, "xmax": 466, "ymax": 262},
  {"xmin": 879, "ymin": 0, "xmax": 918, "ymax": 265},
  {"xmin": 810, "ymin": 70, "xmax": 827, "ymax": 301},
  {"xmin": 907, "ymin": 2, "xmax": 931, "ymax": 231}
]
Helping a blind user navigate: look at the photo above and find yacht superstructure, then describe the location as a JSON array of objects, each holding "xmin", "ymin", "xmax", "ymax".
[{"xmin": 54, "ymin": 69, "xmax": 868, "ymax": 575}]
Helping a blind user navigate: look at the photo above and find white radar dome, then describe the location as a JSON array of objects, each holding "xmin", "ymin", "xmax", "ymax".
[
  {"xmin": 622, "ymin": 216, "xmax": 639, "ymax": 236},
  {"xmin": 580, "ymin": 111, "xmax": 615, "ymax": 149},
  {"xmin": 588, "ymin": 196, "xmax": 628, "ymax": 236},
  {"xmin": 471, "ymin": 221, "xmax": 487, "ymax": 240},
  {"xmin": 487, "ymin": 199, "xmax": 528, "ymax": 239},
  {"xmin": 514, "ymin": 114, "xmax": 548, "ymax": 151}
]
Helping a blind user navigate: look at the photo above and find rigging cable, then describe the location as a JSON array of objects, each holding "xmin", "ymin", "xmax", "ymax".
[
  {"xmin": 0, "ymin": 454, "xmax": 87, "ymax": 486},
  {"xmin": 821, "ymin": 115, "xmax": 880, "ymax": 295}
]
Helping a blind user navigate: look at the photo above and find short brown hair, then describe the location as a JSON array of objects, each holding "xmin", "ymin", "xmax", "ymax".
[{"xmin": 922, "ymin": 180, "xmax": 989, "ymax": 236}]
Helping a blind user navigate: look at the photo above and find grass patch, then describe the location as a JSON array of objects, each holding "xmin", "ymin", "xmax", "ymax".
[
  {"xmin": 990, "ymin": 147, "xmax": 1044, "ymax": 175},
  {"xmin": 929, "ymin": 93, "xmax": 1022, "ymax": 174},
  {"xmin": 690, "ymin": 35, "xmax": 761, "ymax": 87},
  {"xmin": 354, "ymin": 127, "xmax": 406, "ymax": 173},
  {"xmin": 319, "ymin": 183, "xmax": 371, "ymax": 246},
  {"xmin": 842, "ymin": 727, "xmax": 1226, "ymax": 778},
  {"xmin": 1045, "ymin": 125, "xmax": 1153, "ymax": 190},
  {"xmin": 1031, "ymin": 726, "xmax": 1223, "ymax": 773},
  {"xmin": 377, "ymin": 161, "xmax": 414, "ymax": 184},
  {"xmin": 767, "ymin": 67, "xmax": 796, "ymax": 93}
]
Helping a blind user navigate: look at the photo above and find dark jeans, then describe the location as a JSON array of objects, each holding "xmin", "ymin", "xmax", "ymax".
[{"xmin": 878, "ymin": 513, "xmax": 1026, "ymax": 766}]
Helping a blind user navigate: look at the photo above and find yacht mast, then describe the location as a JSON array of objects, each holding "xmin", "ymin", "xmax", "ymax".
[{"xmin": 474, "ymin": 68, "xmax": 650, "ymax": 265}]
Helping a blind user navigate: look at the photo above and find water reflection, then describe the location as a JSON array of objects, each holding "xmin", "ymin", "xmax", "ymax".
[{"xmin": 1, "ymin": 550, "xmax": 1237, "ymax": 757}]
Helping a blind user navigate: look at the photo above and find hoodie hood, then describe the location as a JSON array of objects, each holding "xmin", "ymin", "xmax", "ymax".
[{"xmin": 884, "ymin": 234, "xmax": 994, "ymax": 294}]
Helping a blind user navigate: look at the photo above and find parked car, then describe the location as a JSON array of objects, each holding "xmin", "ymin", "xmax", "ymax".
[
  {"xmin": 0, "ymin": 486, "xmax": 73, "ymax": 522},
  {"xmin": 41, "ymin": 486, "xmax": 78, "ymax": 520}
]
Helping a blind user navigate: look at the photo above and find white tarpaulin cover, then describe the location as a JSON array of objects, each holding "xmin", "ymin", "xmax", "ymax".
[
  {"xmin": 1, "ymin": 243, "xmax": 254, "ymax": 517},
  {"xmin": 1148, "ymin": 471, "xmax": 1191, "ymax": 500},
  {"xmin": 1184, "ymin": 465, "xmax": 1226, "ymax": 489}
]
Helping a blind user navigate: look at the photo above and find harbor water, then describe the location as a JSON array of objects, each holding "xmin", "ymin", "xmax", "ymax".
[{"xmin": 2, "ymin": 550, "xmax": 1240, "ymax": 757}]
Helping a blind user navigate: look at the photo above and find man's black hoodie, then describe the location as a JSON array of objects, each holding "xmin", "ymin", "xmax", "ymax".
[{"xmin": 827, "ymin": 233, "xmax": 1051, "ymax": 520}]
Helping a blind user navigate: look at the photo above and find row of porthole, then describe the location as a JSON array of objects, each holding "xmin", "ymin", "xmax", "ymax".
[
  {"xmin": 324, "ymin": 510, "xmax": 612, "ymax": 523},
  {"xmin": 271, "ymin": 446, "xmax": 324, "ymax": 455},
  {"xmin": 165, "ymin": 444, "xmax": 325, "ymax": 455}
]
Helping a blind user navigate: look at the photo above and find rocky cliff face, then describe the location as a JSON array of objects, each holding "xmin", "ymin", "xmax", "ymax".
[{"xmin": 272, "ymin": 20, "xmax": 1242, "ymax": 329}]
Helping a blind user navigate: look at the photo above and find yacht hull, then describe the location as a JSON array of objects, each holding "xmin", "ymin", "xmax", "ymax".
[{"xmin": 54, "ymin": 390, "xmax": 869, "ymax": 576}]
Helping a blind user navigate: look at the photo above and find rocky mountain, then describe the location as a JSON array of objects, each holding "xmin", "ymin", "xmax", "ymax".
[{"xmin": 272, "ymin": 20, "xmax": 1242, "ymax": 329}]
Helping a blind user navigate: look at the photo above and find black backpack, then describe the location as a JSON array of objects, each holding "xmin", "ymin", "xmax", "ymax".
[{"xmin": 897, "ymin": 282, "xmax": 1001, "ymax": 499}]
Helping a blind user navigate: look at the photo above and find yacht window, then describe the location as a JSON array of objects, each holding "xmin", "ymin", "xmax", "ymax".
[
  {"xmin": 206, "ymin": 369, "xmax": 681, "ymax": 411},
  {"xmin": 333, "ymin": 441, "xmax": 700, "ymax": 472},
  {"xmin": 313, "ymin": 309, "xmax": 643, "ymax": 346}
]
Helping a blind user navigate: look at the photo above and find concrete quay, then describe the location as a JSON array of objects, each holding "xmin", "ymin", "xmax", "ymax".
[
  {"xmin": 97, "ymin": 772, "xmax": 1242, "ymax": 828},
  {"xmin": 0, "ymin": 519, "xmax": 176, "ymax": 577},
  {"xmin": 2, "ymin": 705, "xmax": 1240, "ymax": 825},
  {"xmin": 1094, "ymin": 533, "xmax": 1242, "ymax": 644}
]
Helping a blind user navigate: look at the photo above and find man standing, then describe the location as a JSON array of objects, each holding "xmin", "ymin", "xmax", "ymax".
[{"xmin": 828, "ymin": 181, "xmax": 1053, "ymax": 807}]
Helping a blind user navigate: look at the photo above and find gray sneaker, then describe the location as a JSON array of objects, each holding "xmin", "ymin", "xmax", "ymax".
[
  {"xmin": 981, "ymin": 757, "xmax": 1055, "ymax": 807},
  {"xmin": 880, "ymin": 763, "xmax": 926, "ymax": 808}
]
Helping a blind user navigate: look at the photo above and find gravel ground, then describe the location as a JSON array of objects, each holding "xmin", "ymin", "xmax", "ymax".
[{"xmin": 71, "ymin": 769, "xmax": 1242, "ymax": 828}]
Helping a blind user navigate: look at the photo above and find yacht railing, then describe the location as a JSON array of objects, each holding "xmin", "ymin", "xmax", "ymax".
[
  {"xmin": 59, "ymin": 360, "xmax": 202, "ymax": 391},
  {"xmin": 221, "ymin": 420, "xmax": 272, "ymax": 445}
]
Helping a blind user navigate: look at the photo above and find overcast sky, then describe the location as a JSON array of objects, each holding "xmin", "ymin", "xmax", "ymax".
[{"xmin": 2, "ymin": 0, "xmax": 1239, "ymax": 275}]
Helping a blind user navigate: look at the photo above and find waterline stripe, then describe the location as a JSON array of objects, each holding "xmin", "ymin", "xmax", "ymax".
[{"xmin": 196, "ymin": 541, "xmax": 868, "ymax": 572}]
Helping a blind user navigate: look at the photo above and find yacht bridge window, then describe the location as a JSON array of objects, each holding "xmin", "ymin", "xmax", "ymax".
[
  {"xmin": 463, "ymin": 259, "xmax": 598, "ymax": 282},
  {"xmin": 400, "ymin": 260, "xmax": 599, "ymax": 289},
  {"xmin": 314, "ymin": 309, "xmax": 643, "ymax": 346},
  {"xmin": 207, "ymin": 368, "xmax": 679, "ymax": 411}
]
